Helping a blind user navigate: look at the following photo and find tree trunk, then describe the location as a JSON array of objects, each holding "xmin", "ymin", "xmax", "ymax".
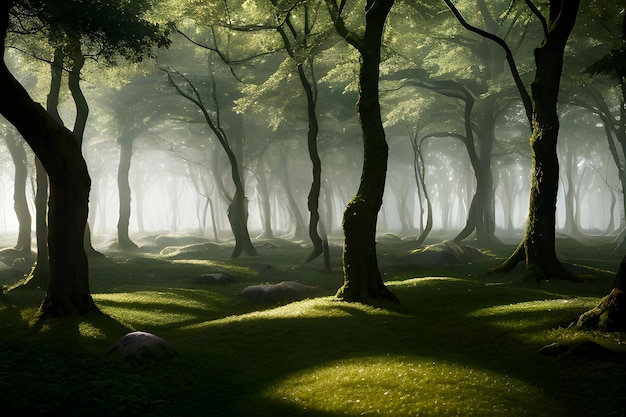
[
  {"xmin": 577, "ymin": 255, "xmax": 626, "ymax": 332},
  {"xmin": 299, "ymin": 61, "xmax": 327, "ymax": 265},
  {"xmin": 228, "ymin": 189, "xmax": 258, "ymax": 258},
  {"xmin": 67, "ymin": 36, "xmax": 102, "ymax": 258},
  {"xmin": 253, "ymin": 161, "xmax": 274, "ymax": 239},
  {"xmin": 412, "ymin": 135, "xmax": 433, "ymax": 247},
  {"xmin": 117, "ymin": 137, "xmax": 138, "ymax": 249},
  {"xmin": 25, "ymin": 158, "xmax": 50, "ymax": 289},
  {"xmin": 4, "ymin": 133, "xmax": 31, "ymax": 254},
  {"xmin": 0, "ymin": 8, "xmax": 98, "ymax": 315},
  {"xmin": 331, "ymin": 0, "xmax": 398, "ymax": 303},
  {"xmin": 497, "ymin": 0, "xmax": 581, "ymax": 282}
]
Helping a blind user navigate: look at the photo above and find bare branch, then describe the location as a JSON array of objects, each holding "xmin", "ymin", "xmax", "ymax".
[
  {"xmin": 443, "ymin": 0, "xmax": 533, "ymax": 123},
  {"xmin": 523, "ymin": 0, "xmax": 549, "ymax": 38}
]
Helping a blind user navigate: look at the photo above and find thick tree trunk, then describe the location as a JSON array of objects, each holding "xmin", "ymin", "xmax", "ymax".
[
  {"xmin": 334, "ymin": 0, "xmax": 397, "ymax": 303},
  {"xmin": 40, "ymin": 174, "xmax": 99, "ymax": 315},
  {"xmin": 117, "ymin": 137, "xmax": 138, "ymax": 249},
  {"xmin": 0, "ymin": 8, "xmax": 98, "ymax": 315},
  {"xmin": 4, "ymin": 134, "xmax": 31, "ymax": 254},
  {"xmin": 26, "ymin": 158, "xmax": 49, "ymax": 288},
  {"xmin": 497, "ymin": 0, "xmax": 581, "ymax": 281}
]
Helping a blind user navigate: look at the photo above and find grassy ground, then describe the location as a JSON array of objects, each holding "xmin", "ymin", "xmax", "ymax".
[{"xmin": 1, "ymin": 236, "xmax": 625, "ymax": 416}]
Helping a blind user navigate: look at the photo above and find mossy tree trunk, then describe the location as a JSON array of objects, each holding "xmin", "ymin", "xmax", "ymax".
[
  {"xmin": 577, "ymin": 255, "xmax": 626, "ymax": 332},
  {"xmin": 496, "ymin": 0, "xmax": 581, "ymax": 281},
  {"xmin": 326, "ymin": 0, "xmax": 397, "ymax": 303},
  {"xmin": 0, "ymin": 7, "xmax": 98, "ymax": 316}
]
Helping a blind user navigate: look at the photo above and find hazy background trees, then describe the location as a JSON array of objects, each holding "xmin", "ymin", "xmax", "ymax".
[{"xmin": 1, "ymin": 1, "xmax": 625, "ymax": 302}]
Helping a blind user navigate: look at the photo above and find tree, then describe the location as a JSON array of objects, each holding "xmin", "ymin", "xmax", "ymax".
[
  {"xmin": 576, "ymin": 6, "xmax": 626, "ymax": 331},
  {"xmin": 1, "ymin": 2, "xmax": 97, "ymax": 315},
  {"xmin": 1, "ymin": 0, "xmax": 170, "ymax": 316},
  {"xmin": 164, "ymin": 52, "xmax": 258, "ymax": 258},
  {"xmin": 3, "ymin": 129, "xmax": 31, "ymax": 255},
  {"xmin": 325, "ymin": 0, "xmax": 397, "ymax": 302},
  {"xmin": 446, "ymin": 0, "xmax": 581, "ymax": 281}
]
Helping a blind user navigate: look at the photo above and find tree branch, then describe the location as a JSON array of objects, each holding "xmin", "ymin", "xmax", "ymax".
[
  {"xmin": 523, "ymin": 0, "xmax": 549, "ymax": 38},
  {"xmin": 443, "ymin": 0, "xmax": 533, "ymax": 124}
]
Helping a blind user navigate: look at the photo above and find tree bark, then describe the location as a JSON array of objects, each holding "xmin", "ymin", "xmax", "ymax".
[
  {"xmin": 117, "ymin": 137, "xmax": 138, "ymax": 249},
  {"xmin": 0, "ymin": 5, "xmax": 98, "ymax": 315},
  {"xmin": 4, "ymin": 133, "xmax": 31, "ymax": 254},
  {"xmin": 328, "ymin": 0, "xmax": 398, "ymax": 303},
  {"xmin": 496, "ymin": 0, "xmax": 581, "ymax": 281}
]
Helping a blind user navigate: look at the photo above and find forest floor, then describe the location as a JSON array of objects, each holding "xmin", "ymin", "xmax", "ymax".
[{"xmin": 0, "ymin": 233, "xmax": 625, "ymax": 416}]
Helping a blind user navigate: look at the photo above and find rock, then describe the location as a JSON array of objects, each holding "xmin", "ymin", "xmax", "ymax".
[
  {"xmin": 106, "ymin": 331, "xmax": 177, "ymax": 362},
  {"xmin": 192, "ymin": 273, "xmax": 232, "ymax": 285},
  {"xmin": 240, "ymin": 281, "xmax": 318, "ymax": 303}
]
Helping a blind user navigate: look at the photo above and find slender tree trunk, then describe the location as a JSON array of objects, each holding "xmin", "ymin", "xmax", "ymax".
[
  {"xmin": 412, "ymin": 136, "xmax": 433, "ymax": 246},
  {"xmin": 117, "ymin": 137, "xmax": 138, "ymax": 249},
  {"xmin": 4, "ymin": 134, "xmax": 31, "ymax": 254},
  {"xmin": 254, "ymin": 161, "xmax": 274, "ymax": 239},
  {"xmin": 276, "ymin": 158, "xmax": 307, "ymax": 241},
  {"xmin": 66, "ymin": 36, "xmax": 101, "ymax": 257}
]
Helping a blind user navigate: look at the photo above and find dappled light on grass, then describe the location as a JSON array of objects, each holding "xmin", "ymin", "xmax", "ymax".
[
  {"xmin": 94, "ymin": 290, "xmax": 233, "ymax": 328},
  {"xmin": 469, "ymin": 298, "xmax": 598, "ymax": 331},
  {"xmin": 171, "ymin": 259, "xmax": 259, "ymax": 277},
  {"xmin": 265, "ymin": 356, "xmax": 569, "ymax": 416},
  {"xmin": 182, "ymin": 296, "xmax": 408, "ymax": 330},
  {"xmin": 77, "ymin": 321, "xmax": 107, "ymax": 340}
]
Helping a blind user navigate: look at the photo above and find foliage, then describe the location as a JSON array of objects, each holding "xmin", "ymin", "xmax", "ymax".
[{"xmin": 9, "ymin": 0, "xmax": 171, "ymax": 64}]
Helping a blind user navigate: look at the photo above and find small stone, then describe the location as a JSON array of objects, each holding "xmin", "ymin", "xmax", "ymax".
[{"xmin": 193, "ymin": 273, "xmax": 232, "ymax": 285}]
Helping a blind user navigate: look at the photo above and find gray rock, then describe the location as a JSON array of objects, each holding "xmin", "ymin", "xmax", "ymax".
[
  {"xmin": 106, "ymin": 331, "xmax": 177, "ymax": 361},
  {"xmin": 193, "ymin": 273, "xmax": 232, "ymax": 285},
  {"xmin": 240, "ymin": 281, "xmax": 318, "ymax": 302}
]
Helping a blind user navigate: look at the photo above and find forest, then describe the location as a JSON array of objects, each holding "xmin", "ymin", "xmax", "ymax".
[{"xmin": 1, "ymin": 0, "xmax": 625, "ymax": 416}]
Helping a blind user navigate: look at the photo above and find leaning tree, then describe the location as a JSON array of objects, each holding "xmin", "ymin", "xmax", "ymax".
[{"xmin": 1, "ymin": 0, "xmax": 169, "ymax": 316}]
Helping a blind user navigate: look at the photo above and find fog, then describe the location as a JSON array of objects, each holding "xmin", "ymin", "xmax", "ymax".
[{"xmin": 1, "ymin": 5, "xmax": 624, "ymax": 251}]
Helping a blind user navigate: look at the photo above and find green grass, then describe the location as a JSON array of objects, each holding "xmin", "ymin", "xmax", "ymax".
[{"xmin": 1, "ymin": 238, "xmax": 625, "ymax": 416}]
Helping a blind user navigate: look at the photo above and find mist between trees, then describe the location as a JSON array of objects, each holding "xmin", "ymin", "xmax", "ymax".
[
  {"xmin": 0, "ymin": 1, "xmax": 624, "ymax": 308},
  {"xmin": 1, "ymin": 1, "xmax": 622, "ymax": 240}
]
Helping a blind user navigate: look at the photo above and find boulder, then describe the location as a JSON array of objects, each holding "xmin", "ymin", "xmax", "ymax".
[{"xmin": 106, "ymin": 331, "xmax": 177, "ymax": 362}]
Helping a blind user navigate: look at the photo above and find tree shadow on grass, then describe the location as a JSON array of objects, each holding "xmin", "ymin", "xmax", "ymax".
[{"xmin": 163, "ymin": 275, "xmax": 626, "ymax": 417}]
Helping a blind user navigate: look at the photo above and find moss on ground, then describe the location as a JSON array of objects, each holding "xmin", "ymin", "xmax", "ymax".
[{"xmin": 0, "ymin": 238, "xmax": 625, "ymax": 416}]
